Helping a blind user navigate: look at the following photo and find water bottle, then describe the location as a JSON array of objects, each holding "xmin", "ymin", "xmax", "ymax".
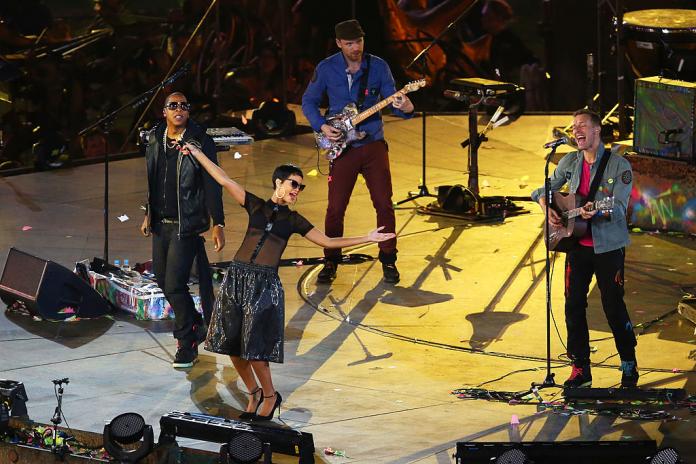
[
  {"xmin": 123, "ymin": 259, "xmax": 131, "ymax": 272},
  {"xmin": 111, "ymin": 259, "xmax": 121, "ymax": 278}
]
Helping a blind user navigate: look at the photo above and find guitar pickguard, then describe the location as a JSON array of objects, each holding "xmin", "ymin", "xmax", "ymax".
[{"xmin": 314, "ymin": 103, "xmax": 367, "ymax": 160}]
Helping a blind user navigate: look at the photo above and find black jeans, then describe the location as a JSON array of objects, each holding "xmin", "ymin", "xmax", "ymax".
[
  {"xmin": 564, "ymin": 246, "xmax": 637, "ymax": 364},
  {"xmin": 152, "ymin": 223, "xmax": 205, "ymax": 344}
]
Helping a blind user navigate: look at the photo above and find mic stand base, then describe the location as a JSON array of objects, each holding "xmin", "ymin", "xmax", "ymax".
[
  {"xmin": 513, "ymin": 373, "xmax": 559, "ymax": 402},
  {"xmin": 395, "ymin": 184, "xmax": 435, "ymax": 206},
  {"xmin": 535, "ymin": 372, "xmax": 557, "ymax": 389}
]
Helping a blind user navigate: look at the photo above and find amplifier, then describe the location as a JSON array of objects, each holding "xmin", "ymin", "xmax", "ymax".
[
  {"xmin": 634, "ymin": 76, "xmax": 696, "ymax": 161},
  {"xmin": 159, "ymin": 411, "xmax": 314, "ymax": 463}
]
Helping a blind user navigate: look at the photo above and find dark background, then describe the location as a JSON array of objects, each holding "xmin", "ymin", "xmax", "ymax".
[{"xmin": 0, "ymin": 0, "xmax": 694, "ymax": 171}]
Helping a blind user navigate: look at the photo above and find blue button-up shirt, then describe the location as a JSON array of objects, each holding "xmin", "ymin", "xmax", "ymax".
[{"xmin": 302, "ymin": 52, "xmax": 413, "ymax": 147}]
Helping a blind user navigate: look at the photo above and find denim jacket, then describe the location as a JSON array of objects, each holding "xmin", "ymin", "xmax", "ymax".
[{"xmin": 531, "ymin": 149, "xmax": 633, "ymax": 254}]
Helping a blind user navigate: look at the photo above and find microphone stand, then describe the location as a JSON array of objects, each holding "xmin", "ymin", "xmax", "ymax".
[
  {"xmin": 78, "ymin": 64, "xmax": 190, "ymax": 262},
  {"xmin": 50, "ymin": 378, "xmax": 69, "ymax": 458},
  {"xmin": 396, "ymin": 0, "xmax": 482, "ymax": 206},
  {"xmin": 515, "ymin": 145, "xmax": 561, "ymax": 400}
]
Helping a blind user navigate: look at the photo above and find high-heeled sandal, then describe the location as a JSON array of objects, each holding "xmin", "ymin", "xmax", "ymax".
[
  {"xmin": 239, "ymin": 387, "xmax": 262, "ymax": 420},
  {"xmin": 253, "ymin": 391, "xmax": 282, "ymax": 421}
]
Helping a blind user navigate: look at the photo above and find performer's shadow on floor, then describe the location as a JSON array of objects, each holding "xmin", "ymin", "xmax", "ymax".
[{"xmin": 185, "ymin": 356, "xmax": 253, "ymax": 420}]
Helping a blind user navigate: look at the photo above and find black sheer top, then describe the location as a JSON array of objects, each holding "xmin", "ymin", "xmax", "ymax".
[{"xmin": 234, "ymin": 191, "xmax": 314, "ymax": 267}]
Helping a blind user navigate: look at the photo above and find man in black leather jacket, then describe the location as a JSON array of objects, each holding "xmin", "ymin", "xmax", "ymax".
[{"xmin": 141, "ymin": 92, "xmax": 226, "ymax": 368}]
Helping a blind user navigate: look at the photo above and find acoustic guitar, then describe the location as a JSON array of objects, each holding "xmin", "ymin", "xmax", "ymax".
[{"xmin": 546, "ymin": 192, "xmax": 614, "ymax": 251}]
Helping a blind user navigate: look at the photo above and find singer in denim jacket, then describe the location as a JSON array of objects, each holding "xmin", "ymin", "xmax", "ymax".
[{"xmin": 531, "ymin": 109, "xmax": 638, "ymax": 390}]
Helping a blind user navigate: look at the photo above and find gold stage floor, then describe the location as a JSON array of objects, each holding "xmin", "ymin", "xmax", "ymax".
[{"xmin": 1, "ymin": 114, "xmax": 694, "ymax": 462}]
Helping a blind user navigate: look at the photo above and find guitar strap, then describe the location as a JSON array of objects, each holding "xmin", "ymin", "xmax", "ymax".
[
  {"xmin": 356, "ymin": 54, "xmax": 371, "ymax": 111},
  {"xmin": 586, "ymin": 148, "xmax": 611, "ymax": 201}
]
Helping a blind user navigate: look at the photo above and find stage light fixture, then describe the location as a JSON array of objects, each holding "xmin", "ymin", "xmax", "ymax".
[
  {"xmin": 32, "ymin": 135, "xmax": 68, "ymax": 170},
  {"xmin": 495, "ymin": 448, "xmax": 530, "ymax": 464},
  {"xmin": 103, "ymin": 412, "xmax": 154, "ymax": 463},
  {"xmin": 251, "ymin": 99, "xmax": 296, "ymax": 138},
  {"xmin": 219, "ymin": 431, "xmax": 268, "ymax": 464},
  {"xmin": 159, "ymin": 411, "xmax": 314, "ymax": 463},
  {"xmin": 649, "ymin": 447, "xmax": 681, "ymax": 464}
]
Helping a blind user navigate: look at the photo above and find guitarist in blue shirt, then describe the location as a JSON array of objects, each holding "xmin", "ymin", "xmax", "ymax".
[
  {"xmin": 302, "ymin": 19, "xmax": 414, "ymax": 285},
  {"xmin": 531, "ymin": 109, "xmax": 638, "ymax": 389}
]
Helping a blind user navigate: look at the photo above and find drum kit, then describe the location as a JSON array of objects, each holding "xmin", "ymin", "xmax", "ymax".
[
  {"xmin": 622, "ymin": 8, "xmax": 696, "ymax": 81},
  {"xmin": 583, "ymin": 6, "xmax": 696, "ymax": 142}
]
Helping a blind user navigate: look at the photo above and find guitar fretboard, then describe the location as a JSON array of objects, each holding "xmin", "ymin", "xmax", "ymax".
[
  {"xmin": 352, "ymin": 95, "xmax": 399, "ymax": 126},
  {"xmin": 564, "ymin": 206, "xmax": 591, "ymax": 219},
  {"xmin": 562, "ymin": 198, "xmax": 612, "ymax": 219}
]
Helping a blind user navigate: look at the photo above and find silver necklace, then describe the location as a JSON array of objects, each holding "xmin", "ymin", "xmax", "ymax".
[{"xmin": 163, "ymin": 127, "xmax": 186, "ymax": 150}]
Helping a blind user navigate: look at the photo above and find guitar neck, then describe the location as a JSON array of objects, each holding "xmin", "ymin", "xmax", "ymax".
[
  {"xmin": 564, "ymin": 202, "xmax": 597, "ymax": 219},
  {"xmin": 352, "ymin": 94, "xmax": 399, "ymax": 126}
]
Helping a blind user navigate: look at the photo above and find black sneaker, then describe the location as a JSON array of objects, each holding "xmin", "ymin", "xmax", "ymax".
[
  {"xmin": 620, "ymin": 360, "xmax": 639, "ymax": 388},
  {"xmin": 563, "ymin": 364, "xmax": 592, "ymax": 388},
  {"xmin": 382, "ymin": 263, "xmax": 400, "ymax": 284},
  {"xmin": 317, "ymin": 261, "xmax": 337, "ymax": 283},
  {"xmin": 172, "ymin": 341, "xmax": 198, "ymax": 368}
]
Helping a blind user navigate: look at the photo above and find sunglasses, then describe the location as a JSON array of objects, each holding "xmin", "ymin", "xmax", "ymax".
[
  {"xmin": 164, "ymin": 101, "xmax": 191, "ymax": 111},
  {"xmin": 287, "ymin": 179, "xmax": 306, "ymax": 191}
]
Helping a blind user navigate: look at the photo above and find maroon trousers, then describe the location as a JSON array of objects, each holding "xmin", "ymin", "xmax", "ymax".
[{"xmin": 325, "ymin": 140, "xmax": 397, "ymax": 263}]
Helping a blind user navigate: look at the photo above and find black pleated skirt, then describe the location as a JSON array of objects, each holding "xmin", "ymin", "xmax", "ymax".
[{"xmin": 204, "ymin": 260, "xmax": 285, "ymax": 363}]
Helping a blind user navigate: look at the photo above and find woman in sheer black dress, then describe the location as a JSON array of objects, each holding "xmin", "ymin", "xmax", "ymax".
[{"xmin": 182, "ymin": 142, "xmax": 395, "ymax": 421}]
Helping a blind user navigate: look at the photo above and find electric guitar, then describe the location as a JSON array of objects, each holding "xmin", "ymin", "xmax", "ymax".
[
  {"xmin": 314, "ymin": 79, "xmax": 426, "ymax": 160},
  {"xmin": 546, "ymin": 192, "xmax": 614, "ymax": 252}
]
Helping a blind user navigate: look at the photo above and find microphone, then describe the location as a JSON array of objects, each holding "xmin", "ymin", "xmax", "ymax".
[
  {"xmin": 443, "ymin": 89, "xmax": 468, "ymax": 101},
  {"xmin": 543, "ymin": 136, "xmax": 569, "ymax": 149},
  {"xmin": 225, "ymin": 56, "xmax": 260, "ymax": 78}
]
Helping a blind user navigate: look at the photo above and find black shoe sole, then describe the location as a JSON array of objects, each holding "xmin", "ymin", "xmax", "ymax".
[{"xmin": 563, "ymin": 380, "xmax": 592, "ymax": 388}]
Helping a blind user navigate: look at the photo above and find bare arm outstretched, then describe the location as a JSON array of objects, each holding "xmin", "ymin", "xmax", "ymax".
[{"xmin": 304, "ymin": 226, "xmax": 395, "ymax": 249}]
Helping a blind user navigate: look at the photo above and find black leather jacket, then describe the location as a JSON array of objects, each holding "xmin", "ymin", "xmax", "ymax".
[{"xmin": 145, "ymin": 120, "xmax": 224, "ymax": 237}]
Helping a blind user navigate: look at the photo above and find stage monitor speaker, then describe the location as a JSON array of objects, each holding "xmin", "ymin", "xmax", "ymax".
[
  {"xmin": 634, "ymin": 77, "xmax": 696, "ymax": 162},
  {"xmin": 0, "ymin": 247, "xmax": 111, "ymax": 320},
  {"xmin": 455, "ymin": 440, "xmax": 657, "ymax": 464},
  {"xmin": 437, "ymin": 185, "xmax": 476, "ymax": 213}
]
